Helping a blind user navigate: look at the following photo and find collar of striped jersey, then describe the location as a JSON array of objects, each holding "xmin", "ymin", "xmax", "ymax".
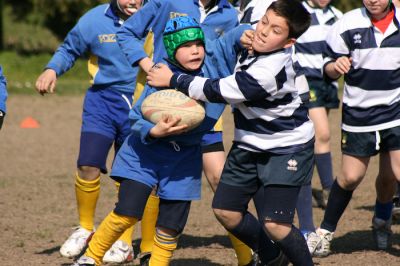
[
  {"xmin": 254, "ymin": 48, "xmax": 286, "ymax": 57},
  {"xmin": 239, "ymin": 48, "xmax": 285, "ymax": 63},
  {"xmin": 304, "ymin": 1, "xmax": 330, "ymax": 13},
  {"xmin": 365, "ymin": 2, "xmax": 396, "ymax": 21}
]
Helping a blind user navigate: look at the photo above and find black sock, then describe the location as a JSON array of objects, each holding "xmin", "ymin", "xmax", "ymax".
[
  {"xmin": 252, "ymin": 186, "xmax": 264, "ymax": 220},
  {"xmin": 315, "ymin": 152, "xmax": 334, "ymax": 189},
  {"xmin": 276, "ymin": 226, "xmax": 313, "ymax": 266},
  {"xmin": 321, "ymin": 179, "xmax": 353, "ymax": 232},
  {"xmin": 296, "ymin": 184, "xmax": 315, "ymax": 233},
  {"xmin": 229, "ymin": 211, "xmax": 280, "ymax": 263}
]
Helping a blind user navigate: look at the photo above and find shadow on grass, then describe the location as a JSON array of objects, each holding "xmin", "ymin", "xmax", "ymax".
[
  {"xmin": 132, "ymin": 234, "xmax": 230, "ymax": 265},
  {"xmin": 133, "ymin": 233, "xmax": 231, "ymax": 252},
  {"xmin": 35, "ymin": 245, "xmax": 60, "ymax": 255},
  {"xmin": 171, "ymin": 258, "xmax": 223, "ymax": 266},
  {"xmin": 354, "ymin": 204, "xmax": 374, "ymax": 212},
  {"xmin": 331, "ymin": 230, "xmax": 400, "ymax": 256}
]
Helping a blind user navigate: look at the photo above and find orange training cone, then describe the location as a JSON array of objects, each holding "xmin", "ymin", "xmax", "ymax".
[{"xmin": 20, "ymin": 116, "xmax": 40, "ymax": 128}]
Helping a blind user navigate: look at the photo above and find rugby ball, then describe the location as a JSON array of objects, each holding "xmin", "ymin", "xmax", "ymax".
[{"xmin": 141, "ymin": 89, "xmax": 205, "ymax": 130}]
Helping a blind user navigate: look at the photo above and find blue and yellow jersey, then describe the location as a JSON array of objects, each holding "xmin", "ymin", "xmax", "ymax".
[
  {"xmin": 0, "ymin": 66, "xmax": 7, "ymax": 113},
  {"xmin": 45, "ymin": 4, "xmax": 139, "ymax": 93},
  {"xmin": 132, "ymin": 24, "xmax": 250, "ymax": 143},
  {"xmin": 117, "ymin": 0, "xmax": 238, "ymax": 67},
  {"xmin": 120, "ymin": 0, "xmax": 239, "ymax": 131}
]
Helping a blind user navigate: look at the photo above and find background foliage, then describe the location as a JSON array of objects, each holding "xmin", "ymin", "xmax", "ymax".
[
  {"xmin": 3, "ymin": 0, "xmax": 107, "ymax": 53},
  {"xmin": 0, "ymin": 0, "xmax": 363, "ymax": 93}
]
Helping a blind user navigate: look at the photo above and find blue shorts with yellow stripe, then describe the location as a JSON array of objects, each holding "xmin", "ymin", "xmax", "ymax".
[{"xmin": 77, "ymin": 87, "xmax": 133, "ymax": 173}]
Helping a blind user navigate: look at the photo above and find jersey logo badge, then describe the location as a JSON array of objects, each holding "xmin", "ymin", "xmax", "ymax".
[
  {"xmin": 353, "ymin": 33, "xmax": 362, "ymax": 44},
  {"xmin": 170, "ymin": 12, "xmax": 188, "ymax": 18},
  {"xmin": 287, "ymin": 159, "xmax": 298, "ymax": 171},
  {"xmin": 98, "ymin": 34, "xmax": 116, "ymax": 43}
]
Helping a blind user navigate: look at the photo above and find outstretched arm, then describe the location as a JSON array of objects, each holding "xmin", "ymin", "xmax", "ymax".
[
  {"xmin": 0, "ymin": 66, "xmax": 7, "ymax": 129},
  {"xmin": 35, "ymin": 23, "xmax": 89, "ymax": 95},
  {"xmin": 117, "ymin": 0, "xmax": 161, "ymax": 74},
  {"xmin": 35, "ymin": 69, "xmax": 57, "ymax": 95},
  {"xmin": 147, "ymin": 62, "xmax": 277, "ymax": 105}
]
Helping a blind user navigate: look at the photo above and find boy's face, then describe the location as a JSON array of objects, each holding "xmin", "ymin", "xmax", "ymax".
[
  {"xmin": 175, "ymin": 40, "xmax": 205, "ymax": 71},
  {"xmin": 363, "ymin": 0, "xmax": 390, "ymax": 15},
  {"xmin": 118, "ymin": 0, "xmax": 142, "ymax": 16},
  {"xmin": 309, "ymin": 0, "xmax": 331, "ymax": 9},
  {"xmin": 252, "ymin": 9, "xmax": 295, "ymax": 53}
]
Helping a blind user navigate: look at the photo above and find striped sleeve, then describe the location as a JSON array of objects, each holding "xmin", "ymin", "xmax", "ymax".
[
  {"xmin": 172, "ymin": 65, "xmax": 278, "ymax": 105},
  {"xmin": 323, "ymin": 14, "xmax": 352, "ymax": 64}
]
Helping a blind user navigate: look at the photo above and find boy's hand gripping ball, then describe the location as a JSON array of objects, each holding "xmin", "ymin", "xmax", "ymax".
[{"xmin": 141, "ymin": 89, "xmax": 205, "ymax": 130}]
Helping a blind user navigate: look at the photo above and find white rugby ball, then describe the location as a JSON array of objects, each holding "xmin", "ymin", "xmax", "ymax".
[{"xmin": 141, "ymin": 89, "xmax": 205, "ymax": 130}]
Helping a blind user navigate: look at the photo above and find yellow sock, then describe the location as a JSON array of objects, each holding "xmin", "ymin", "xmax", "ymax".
[
  {"xmin": 114, "ymin": 182, "xmax": 135, "ymax": 246},
  {"xmin": 118, "ymin": 225, "xmax": 134, "ymax": 246},
  {"xmin": 149, "ymin": 229, "xmax": 178, "ymax": 266},
  {"xmin": 85, "ymin": 211, "xmax": 137, "ymax": 265},
  {"xmin": 228, "ymin": 233, "xmax": 253, "ymax": 266},
  {"xmin": 75, "ymin": 173, "xmax": 100, "ymax": 231},
  {"xmin": 140, "ymin": 194, "xmax": 160, "ymax": 254}
]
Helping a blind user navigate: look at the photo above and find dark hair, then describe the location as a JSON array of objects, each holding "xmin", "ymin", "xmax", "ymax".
[{"xmin": 268, "ymin": 0, "xmax": 311, "ymax": 39}]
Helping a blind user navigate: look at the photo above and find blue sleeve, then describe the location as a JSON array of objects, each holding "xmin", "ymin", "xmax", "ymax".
[
  {"xmin": 129, "ymin": 86, "xmax": 158, "ymax": 144},
  {"xmin": 0, "ymin": 66, "xmax": 7, "ymax": 113},
  {"xmin": 117, "ymin": 0, "xmax": 161, "ymax": 66},
  {"xmin": 204, "ymin": 24, "xmax": 251, "ymax": 78},
  {"xmin": 46, "ymin": 22, "xmax": 89, "ymax": 76}
]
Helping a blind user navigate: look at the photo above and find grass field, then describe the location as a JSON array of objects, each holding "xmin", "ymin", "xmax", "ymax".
[
  {"xmin": 0, "ymin": 50, "xmax": 398, "ymax": 265},
  {"xmin": 0, "ymin": 95, "xmax": 399, "ymax": 265},
  {"xmin": 1, "ymin": 51, "xmax": 88, "ymax": 95}
]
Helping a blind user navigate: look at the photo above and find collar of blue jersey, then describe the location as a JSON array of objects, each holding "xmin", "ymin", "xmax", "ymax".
[
  {"xmin": 194, "ymin": 0, "xmax": 231, "ymax": 10},
  {"xmin": 105, "ymin": 2, "xmax": 122, "ymax": 24},
  {"xmin": 165, "ymin": 58, "xmax": 204, "ymax": 77},
  {"xmin": 217, "ymin": 0, "xmax": 230, "ymax": 9}
]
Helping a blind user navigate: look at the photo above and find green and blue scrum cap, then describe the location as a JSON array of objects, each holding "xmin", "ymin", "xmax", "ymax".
[{"xmin": 163, "ymin": 16, "xmax": 205, "ymax": 63}]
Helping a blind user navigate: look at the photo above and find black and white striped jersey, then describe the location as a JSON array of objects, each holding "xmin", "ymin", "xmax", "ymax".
[
  {"xmin": 239, "ymin": 0, "xmax": 274, "ymax": 24},
  {"xmin": 173, "ymin": 48, "xmax": 315, "ymax": 154},
  {"xmin": 324, "ymin": 7, "xmax": 400, "ymax": 132},
  {"xmin": 295, "ymin": 2, "xmax": 342, "ymax": 82}
]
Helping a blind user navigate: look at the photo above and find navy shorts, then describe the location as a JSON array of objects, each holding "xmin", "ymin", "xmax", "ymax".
[
  {"xmin": 341, "ymin": 126, "xmax": 400, "ymax": 157},
  {"xmin": 114, "ymin": 179, "xmax": 191, "ymax": 233},
  {"xmin": 77, "ymin": 88, "xmax": 133, "ymax": 173},
  {"xmin": 219, "ymin": 144, "xmax": 314, "ymax": 187},
  {"xmin": 213, "ymin": 182, "xmax": 300, "ymax": 223},
  {"xmin": 306, "ymin": 79, "xmax": 339, "ymax": 109},
  {"xmin": 211, "ymin": 144, "xmax": 313, "ymax": 223}
]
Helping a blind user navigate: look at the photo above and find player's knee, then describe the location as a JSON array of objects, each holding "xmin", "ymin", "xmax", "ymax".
[
  {"xmin": 315, "ymin": 131, "xmax": 330, "ymax": 146},
  {"xmin": 78, "ymin": 166, "xmax": 101, "ymax": 181},
  {"xmin": 338, "ymin": 173, "xmax": 362, "ymax": 190},
  {"xmin": 264, "ymin": 221, "xmax": 291, "ymax": 241},
  {"xmin": 205, "ymin": 173, "xmax": 220, "ymax": 192},
  {"xmin": 156, "ymin": 226, "xmax": 179, "ymax": 237},
  {"xmin": 213, "ymin": 208, "xmax": 241, "ymax": 230}
]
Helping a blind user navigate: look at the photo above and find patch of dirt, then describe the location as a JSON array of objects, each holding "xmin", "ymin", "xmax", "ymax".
[{"xmin": 0, "ymin": 95, "xmax": 399, "ymax": 265}]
